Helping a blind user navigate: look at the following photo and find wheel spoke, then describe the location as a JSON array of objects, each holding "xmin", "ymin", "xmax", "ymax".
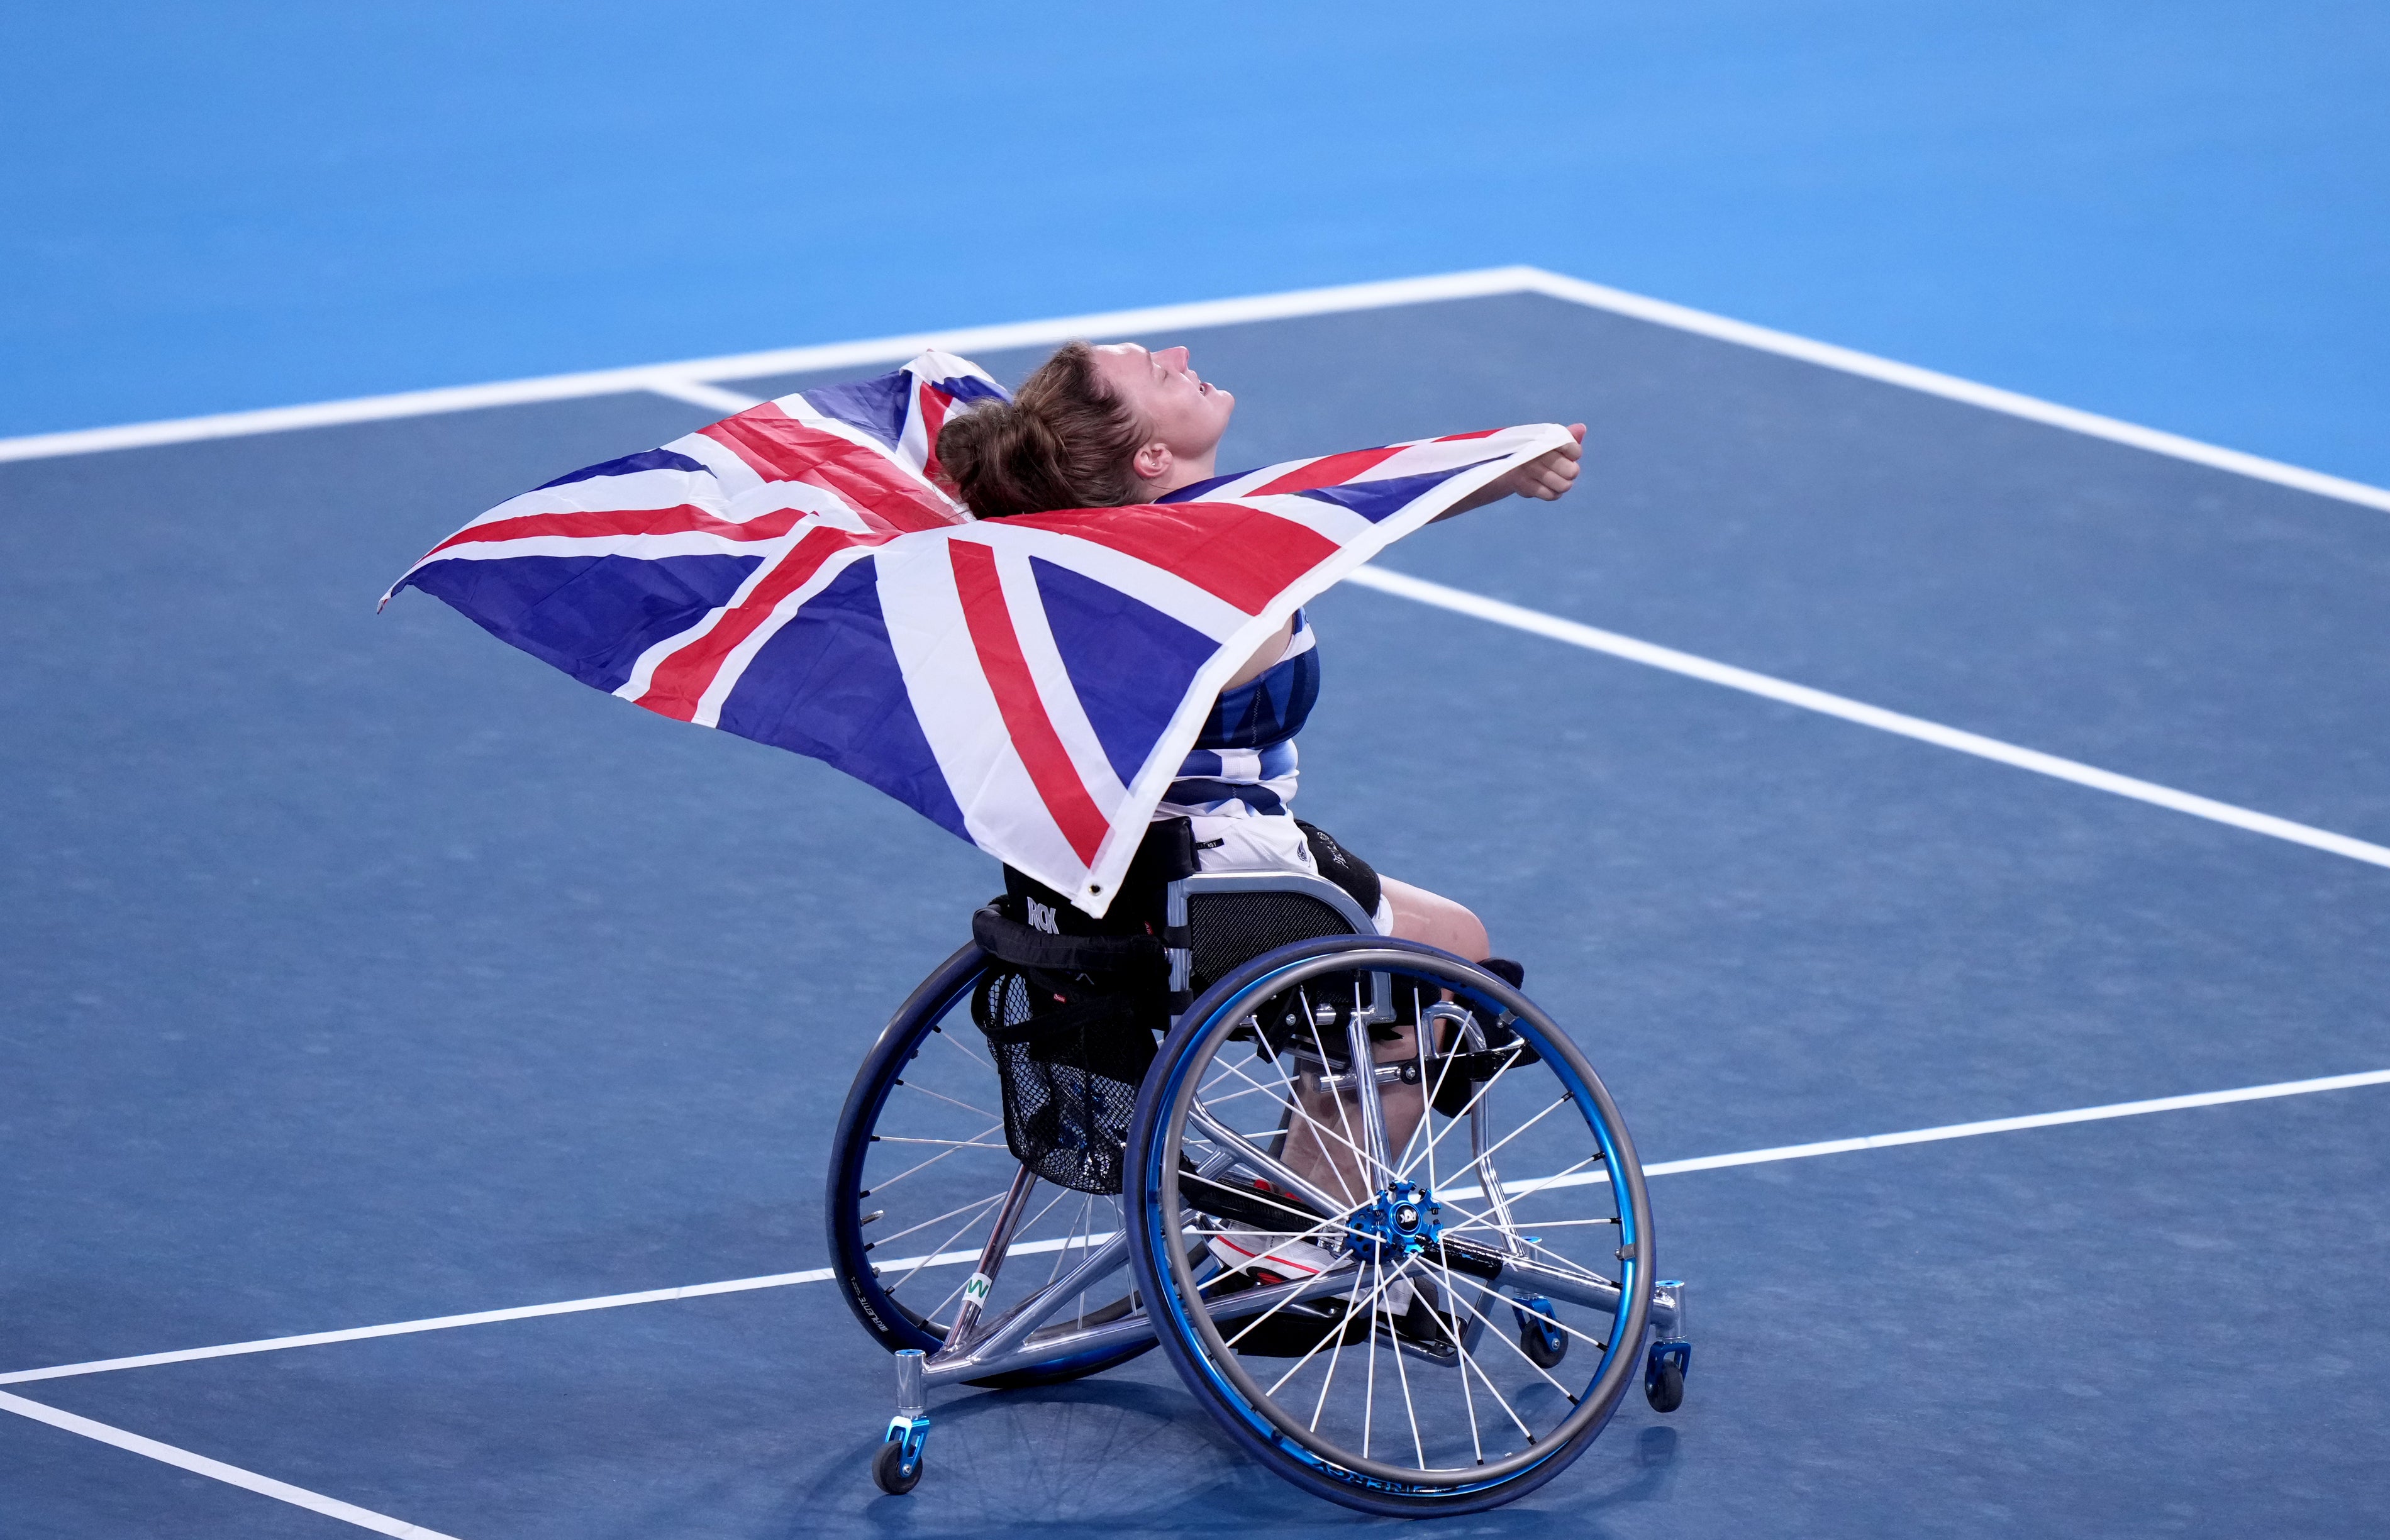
[
  {"xmin": 881, "ymin": 1191, "xmax": 1006, "ymax": 1297},
  {"xmin": 1205, "ymin": 1045, "xmax": 1376, "ymax": 1206},
  {"xmin": 1362, "ymin": 1255, "xmax": 1381, "ymax": 1460},
  {"xmin": 868, "ymin": 1134, "xmax": 1009, "ymax": 1148},
  {"xmin": 1392, "ymin": 1043, "xmax": 1526, "ymax": 1184},
  {"xmin": 867, "ymin": 1122, "xmax": 1008, "ymax": 1194},
  {"xmin": 1433, "ymin": 1244, "xmax": 1593, "ymax": 1392},
  {"xmin": 1304, "ymin": 995, "xmax": 1372, "ymax": 1204},
  {"xmin": 1257, "ymin": 1251, "xmax": 1418, "ymax": 1395},
  {"xmin": 1391, "ymin": 1263, "xmax": 1426, "ymax": 1470},
  {"xmin": 867, "ymin": 1187, "xmax": 1011, "ymax": 1251},
  {"xmin": 899, "ymin": 1081, "xmax": 999, "ymax": 1120},
  {"xmin": 1429, "ymin": 1192, "xmax": 1623, "ymax": 1291},
  {"xmin": 930, "ymin": 1024, "xmax": 994, "ymax": 1073},
  {"xmin": 1423, "ymin": 1092, "xmax": 1574, "ymax": 1190}
]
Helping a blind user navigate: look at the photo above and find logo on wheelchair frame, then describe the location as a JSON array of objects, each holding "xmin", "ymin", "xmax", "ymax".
[{"xmin": 962, "ymin": 1271, "xmax": 994, "ymax": 1307}]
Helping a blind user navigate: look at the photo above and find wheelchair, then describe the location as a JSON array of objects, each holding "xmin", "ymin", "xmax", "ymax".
[{"xmin": 827, "ymin": 822, "xmax": 1691, "ymax": 1516}]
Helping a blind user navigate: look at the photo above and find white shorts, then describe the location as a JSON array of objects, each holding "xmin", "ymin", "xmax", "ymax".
[{"xmin": 1182, "ymin": 806, "xmax": 1396, "ymax": 934}]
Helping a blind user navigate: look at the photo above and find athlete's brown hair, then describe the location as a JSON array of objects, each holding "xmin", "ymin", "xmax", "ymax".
[{"xmin": 935, "ymin": 341, "xmax": 1147, "ymax": 518}]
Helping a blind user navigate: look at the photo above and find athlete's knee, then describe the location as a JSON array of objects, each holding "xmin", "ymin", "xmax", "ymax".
[{"xmin": 1381, "ymin": 877, "xmax": 1489, "ymax": 958}]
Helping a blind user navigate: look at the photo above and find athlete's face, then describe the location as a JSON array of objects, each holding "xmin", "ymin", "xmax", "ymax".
[{"xmin": 1089, "ymin": 342, "xmax": 1235, "ymax": 466}]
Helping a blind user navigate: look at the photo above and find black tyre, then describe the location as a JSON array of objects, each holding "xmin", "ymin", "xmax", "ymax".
[
  {"xmin": 1645, "ymin": 1359, "xmax": 1685, "ymax": 1414},
  {"xmin": 1521, "ymin": 1317, "xmax": 1569, "ymax": 1370},
  {"xmin": 826, "ymin": 942, "xmax": 1152, "ymax": 1388},
  {"xmin": 870, "ymin": 1438, "xmax": 923, "ymax": 1495},
  {"xmin": 1123, "ymin": 936, "xmax": 1655, "ymax": 1517}
]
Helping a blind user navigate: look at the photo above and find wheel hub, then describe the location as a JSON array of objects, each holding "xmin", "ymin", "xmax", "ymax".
[{"xmin": 1350, "ymin": 1180, "xmax": 1440, "ymax": 1260}]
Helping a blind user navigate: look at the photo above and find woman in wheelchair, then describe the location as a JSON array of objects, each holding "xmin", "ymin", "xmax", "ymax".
[
  {"xmin": 840, "ymin": 340, "xmax": 1681, "ymax": 1514},
  {"xmin": 934, "ymin": 339, "xmax": 1584, "ymax": 1198}
]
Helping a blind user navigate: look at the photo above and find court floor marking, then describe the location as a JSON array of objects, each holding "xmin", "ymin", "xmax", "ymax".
[
  {"xmin": 6, "ymin": 1065, "xmax": 2382, "ymax": 1392},
  {"xmin": 1347, "ymin": 565, "xmax": 2390, "ymax": 872},
  {"xmin": 4, "ymin": 267, "xmax": 2386, "ymax": 518},
  {"xmin": 0, "ymin": 1389, "xmax": 460, "ymax": 1539}
]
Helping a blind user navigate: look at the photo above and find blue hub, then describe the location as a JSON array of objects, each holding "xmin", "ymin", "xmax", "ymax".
[{"xmin": 1349, "ymin": 1180, "xmax": 1442, "ymax": 1261}]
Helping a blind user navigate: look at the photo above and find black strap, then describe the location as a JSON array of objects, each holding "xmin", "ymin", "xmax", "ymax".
[{"xmin": 972, "ymin": 903, "xmax": 1166, "ymax": 975}]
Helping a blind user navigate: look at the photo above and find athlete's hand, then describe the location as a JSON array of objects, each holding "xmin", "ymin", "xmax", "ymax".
[
  {"xmin": 1431, "ymin": 424, "xmax": 1587, "ymax": 522},
  {"xmin": 1501, "ymin": 423, "xmax": 1584, "ymax": 501}
]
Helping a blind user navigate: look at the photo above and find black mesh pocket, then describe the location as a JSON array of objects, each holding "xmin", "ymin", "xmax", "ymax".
[{"xmin": 972, "ymin": 964, "xmax": 1160, "ymax": 1195}]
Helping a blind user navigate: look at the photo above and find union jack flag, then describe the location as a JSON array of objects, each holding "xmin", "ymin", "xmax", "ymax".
[{"xmin": 385, "ymin": 351, "xmax": 1571, "ymax": 914}]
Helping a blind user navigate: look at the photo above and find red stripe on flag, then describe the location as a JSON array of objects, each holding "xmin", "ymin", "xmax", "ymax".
[
  {"xmin": 948, "ymin": 541, "xmax": 1111, "ymax": 867},
  {"xmin": 1433, "ymin": 428, "xmax": 1501, "ymax": 441},
  {"xmin": 699, "ymin": 404, "xmax": 960, "ymax": 534},
  {"xmin": 1246, "ymin": 445, "xmax": 1409, "ymax": 496},
  {"xmin": 426, "ymin": 502, "xmax": 803, "ymax": 555},
  {"xmin": 917, "ymin": 386, "xmax": 953, "ymax": 488},
  {"xmin": 635, "ymin": 525, "xmax": 892, "ymax": 721},
  {"xmin": 994, "ymin": 503, "xmax": 1337, "ymax": 616}
]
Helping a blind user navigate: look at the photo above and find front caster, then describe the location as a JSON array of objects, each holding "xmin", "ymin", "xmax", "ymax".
[
  {"xmin": 872, "ymin": 1437, "xmax": 923, "ymax": 1495},
  {"xmin": 873, "ymin": 1348, "xmax": 930, "ymax": 1495}
]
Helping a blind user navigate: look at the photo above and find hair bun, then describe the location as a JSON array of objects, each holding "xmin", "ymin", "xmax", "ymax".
[{"xmin": 934, "ymin": 342, "xmax": 1146, "ymax": 519}]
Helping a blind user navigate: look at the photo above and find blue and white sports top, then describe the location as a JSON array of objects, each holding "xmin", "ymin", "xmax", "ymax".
[{"xmin": 1156, "ymin": 610, "xmax": 1320, "ymax": 821}]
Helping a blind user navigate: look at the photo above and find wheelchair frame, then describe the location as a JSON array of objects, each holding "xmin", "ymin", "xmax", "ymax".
[{"xmin": 853, "ymin": 867, "xmax": 1691, "ymax": 1507}]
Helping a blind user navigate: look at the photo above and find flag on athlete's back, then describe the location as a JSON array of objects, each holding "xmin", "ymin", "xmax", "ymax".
[{"xmin": 384, "ymin": 352, "xmax": 1572, "ymax": 915}]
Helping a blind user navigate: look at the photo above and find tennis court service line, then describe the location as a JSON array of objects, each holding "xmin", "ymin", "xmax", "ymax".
[
  {"xmin": 0, "ymin": 1390, "xmax": 461, "ymax": 1539},
  {"xmin": 4, "ymin": 1065, "xmax": 2383, "ymax": 1391},
  {"xmin": 1348, "ymin": 565, "xmax": 2390, "ymax": 873}
]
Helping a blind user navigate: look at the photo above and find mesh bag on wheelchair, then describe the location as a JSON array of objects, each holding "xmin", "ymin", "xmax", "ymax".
[{"xmin": 970, "ymin": 900, "xmax": 1167, "ymax": 1195}]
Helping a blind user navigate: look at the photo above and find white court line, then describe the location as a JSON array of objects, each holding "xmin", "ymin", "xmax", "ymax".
[
  {"xmin": 1514, "ymin": 270, "xmax": 2390, "ymax": 515},
  {"xmin": 0, "ymin": 1390, "xmax": 462, "ymax": 1539},
  {"xmin": 1450, "ymin": 1066, "xmax": 2390, "ymax": 1202},
  {"xmin": 645, "ymin": 378, "xmax": 767, "ymax": 414},
  {"xmin": 5, "ymin": 1065, "xmax": 2382, "ymax": 1390},
  {"xmin": 0, "ymin": 270, "xmax": 1533, "ymax": 463},
  {"xmin": 1347, "ymin": 565, "xmax": 2390, "ymax": 873},
  {"xmin": 0, "ymin": 1267, "xmax": 836, "ymax": 1387},
  {"xmin": 3, "ymin": 265, "xmax": 2386, "ymax": 517}
]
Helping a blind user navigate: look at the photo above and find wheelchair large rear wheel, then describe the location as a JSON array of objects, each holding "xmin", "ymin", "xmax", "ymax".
[
  {"xmin": 826, "ymin": 943, "xmax": 1153, "ymax": 1388},
  {"xmin": 1122, "ymin": 937, "xmax": 1655, "ymax": 1515}
]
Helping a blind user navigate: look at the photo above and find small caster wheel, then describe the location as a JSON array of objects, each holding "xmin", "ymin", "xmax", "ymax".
[
  {"xmin": 1521, "ymin": 1319, "xmax": 1568, "ymax": 1368},
  {"xmin": 1644, "ymin": 1339, "xmax": 1690, "ymax": 1413},
  {"xmin": 872, "ymin": 1438, "xmax": 923, "ymax": 1495},
  {"xmin": 1514, "ymin": 1297, "xmax": 1567, "ymax": 1368}
]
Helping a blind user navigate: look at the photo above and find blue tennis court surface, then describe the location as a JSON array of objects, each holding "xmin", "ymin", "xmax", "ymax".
[{"xmin": 5, "ymin": 286, "xmax": 2389, "ymax": 1536}]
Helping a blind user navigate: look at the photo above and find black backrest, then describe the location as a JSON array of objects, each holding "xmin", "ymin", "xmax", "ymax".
[{"xmin": 1185, "ymin": 884, "xmax": 1366, "ymax": 997}]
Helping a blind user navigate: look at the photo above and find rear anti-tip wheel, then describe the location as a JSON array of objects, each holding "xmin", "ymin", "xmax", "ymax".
[
  {"xmin": 1124, "ymin": 936, "xmax": 1658, "ymax": 1517},
  {"xmin": 1644, "ymin": 1339, "xmax": 1689, "ymax": 1413},
  {"xmin": 872, "ymin": 1438, "xmax": 923, "ymax": 1495},
  {"xmin": 1517, "ymin": 1296, "xmax": 1569, "ymax": 1369}
]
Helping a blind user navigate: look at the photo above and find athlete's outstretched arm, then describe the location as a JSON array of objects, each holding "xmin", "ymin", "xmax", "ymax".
[{"xmin": 1431, "ymin": 421, "xmax": 1585, "ymax": 523}]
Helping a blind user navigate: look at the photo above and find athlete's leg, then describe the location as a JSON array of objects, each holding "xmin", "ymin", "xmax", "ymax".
[
  {"xmin": 1379, "ymin": 875, "xmax": 1489, "ymax": 958},
  {"xmin": 1280, "ymin": 877, "xmax": 1488, "ymax": 1205}
]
